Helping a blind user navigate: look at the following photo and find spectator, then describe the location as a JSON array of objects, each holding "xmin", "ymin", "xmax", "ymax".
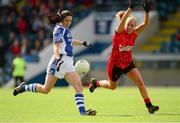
[
  {"xmin": 16, "ymin": 15, "xmax": 28, "ymax": 36},
  {"xmin": 37, "ymin": 27, "xmax": 46, "ymax": 41},
  {"xmin": 11, "ymin": 39, "xmax": 21, "ymax": 56},
  {"xmin": 176, "ymin": 28, "xmax": 180, "ymax": 41},
  {"xmin": 32, "ymin": 15, "xmax": 43, "ymax": 32},
  {"xmin": 0, "ymin": 0, "xmax": 94, "ymax": 85},
  {"xmin": 12, "ymin": 53, "xmax": 26, "ymax": 87},
  {"xmin": 21, "ymin": 37, "xmax": 31, "ymax": 56},
  {"xmin": 31, "ymin": 39, "xmax": 41, "ymax": 62},
  {"xmin": 0, "ymin": 38, "xmax": 6, "ymax": 72}
]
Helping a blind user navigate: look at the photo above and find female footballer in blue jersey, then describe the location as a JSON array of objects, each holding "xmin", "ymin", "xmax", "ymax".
[{"xmin": 13, "ymin": 9, "xmax": 96, "ymax": 116}]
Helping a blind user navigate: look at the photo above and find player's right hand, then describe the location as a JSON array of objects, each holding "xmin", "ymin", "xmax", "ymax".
[
  {"xmin": 129, "ymin": 0, "xmax": 137, "ymax": 9},
  {"xmin": 83, "ymin": 41, "xmax": 92, "ymax": 48}
]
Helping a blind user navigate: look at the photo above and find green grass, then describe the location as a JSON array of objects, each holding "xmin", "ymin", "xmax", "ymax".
[{"xmin": 0, "ymin": 87, "xmax": 180, "ymax": 122}]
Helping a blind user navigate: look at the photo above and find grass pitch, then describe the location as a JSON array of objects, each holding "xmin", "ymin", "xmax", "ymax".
[{"xmin": 0, "ymin": 87, "xmax": 180, "ymax": 122}]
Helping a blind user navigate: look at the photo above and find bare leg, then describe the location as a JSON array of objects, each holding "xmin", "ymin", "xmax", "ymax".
[
  {"xmin": 65, "ymin": 71, "xmax": 83, "ymax": 93},
  {"xmin": 36, "ymin": 74, "xmax": 58, "ymax": 94},
  {"xmin": 13, "ymin": 74, "xmax": 58, "ymax": 96},
  {"xmin": 89, "ymin": 78, "xmax": 118, "ymax": 93},
  {"xmin": 126, "ymin": 68, "xmax": 149, "ymax": 99},
  {"xmin": 98, "ymin": 79, "xmax": 118, "ymax": 90},
  {"xmin": 127, "ymin": 68, "xmax": 159, "ymax": 113}
]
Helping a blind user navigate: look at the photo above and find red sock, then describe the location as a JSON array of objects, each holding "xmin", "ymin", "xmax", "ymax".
[
  {"xmin": 144, "ymin": 98, "xmax": 151, "ymax": 103},
  {"xmin": 96, "ymin": 80, "xmax": 100, "ymax": 87},
  {"xmin": 144, "ymin": 98, "xmax": 152, "ymax": 108}
]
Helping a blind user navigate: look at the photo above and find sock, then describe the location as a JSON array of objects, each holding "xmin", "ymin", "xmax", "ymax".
[
  {"xmin": 96, "ymin": 80, "xmax": 100, "ymax": 87},
  {"xmin": 144, "ymin": 98, "xmax": 152, "ymax": 108},
  {"xmin": 21, "ymin": 83, "xmax": 37, "ymax": 92},
  {"xmin": 75, "ymin": 93, "xmax": 85, "ymax": 115}
]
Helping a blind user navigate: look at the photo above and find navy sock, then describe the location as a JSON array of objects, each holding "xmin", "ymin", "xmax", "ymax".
[
  {"xmin": 75, "ymin": 93, "xmax": 85, "ymax": 115},
  {"xmin": 22, "ymin": 83, "xmax": 37, "ymax": 92}
]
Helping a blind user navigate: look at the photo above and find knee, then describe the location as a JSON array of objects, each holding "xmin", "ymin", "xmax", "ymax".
[{"xmin": 42, "ymin": 88, "xmax": 51, "ymax": 94}]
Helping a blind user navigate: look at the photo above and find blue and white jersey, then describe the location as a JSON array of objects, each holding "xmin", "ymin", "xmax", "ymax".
[{"xmin": 53, "ymin": 24, "xmax": 73, "ymax": 56}]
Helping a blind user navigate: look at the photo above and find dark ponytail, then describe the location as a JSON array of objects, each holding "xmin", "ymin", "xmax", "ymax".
[{"xmin": 48, "ymin": 9, "xmax": 73, "ymax": 24}]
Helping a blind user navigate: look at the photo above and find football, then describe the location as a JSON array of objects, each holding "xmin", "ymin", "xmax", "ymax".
[{"xmin": 75, "ymin": 59, "xmax": 90, "ymax": 75}]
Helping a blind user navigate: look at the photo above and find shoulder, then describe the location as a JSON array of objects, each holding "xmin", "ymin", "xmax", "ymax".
[
  {"xmin": 13, "ymin": 58, "xmax": 18, "ymax": 63},
  {"xmin": 12, "ymin": 59, "xmax": 16, "ymax": 63},
  {"xmin": 114, "ymin": 29, "xmax": 125, "ymax": 37},
  {"xmin": 54, "ymin": 24, "xmax": 65, "ymax": 34},
  {"xmin": 132, "ymin": 30, "xmax": 138, "ymax": 37},
  {"xmin": 53, "ymin": 25, "xmax": 65, "ymax": 39},
  {"xmin": 115, "ymin": 28, "xmax": 126, "ymax": 34}
]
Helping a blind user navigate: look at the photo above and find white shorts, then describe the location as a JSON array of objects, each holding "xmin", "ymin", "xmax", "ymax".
[{"xmin": 46, "ymin": 55, "xmax": 75, "ymax": 79}]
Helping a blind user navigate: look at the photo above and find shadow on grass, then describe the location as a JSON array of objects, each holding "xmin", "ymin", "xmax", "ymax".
[
  {"xmin": 155, "ymin": 113, "xmax": 180, "ymax": 116},
  {"xmin": 97, "ymin": 114, "xmax": 133, "ymax": 117},
  {"xmin": 97, "ymin": 113, "xmax": 180, "ymax": 117}
]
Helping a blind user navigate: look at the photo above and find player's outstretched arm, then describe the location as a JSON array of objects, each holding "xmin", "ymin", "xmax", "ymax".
[
  {"xmin": 116, "ymin": 0, "xmax": 137, "ymax": 33},
  {"xmin": 72, "ymin": 39, "xmax": 92, "ymax": 47},
  {"xmin": 135, "ymin": 0, "xmax": 151, "ymax": 33}
]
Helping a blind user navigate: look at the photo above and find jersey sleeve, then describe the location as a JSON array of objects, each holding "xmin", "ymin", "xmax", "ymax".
[{"xmin": 53, "ymin": 26, "xmax": 64, "ymax": 43}]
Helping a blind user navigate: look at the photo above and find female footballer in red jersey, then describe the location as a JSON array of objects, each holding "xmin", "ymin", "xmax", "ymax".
[{"xmin": 89, "ymin": 0, "xmax": 159, "ymax": 114}]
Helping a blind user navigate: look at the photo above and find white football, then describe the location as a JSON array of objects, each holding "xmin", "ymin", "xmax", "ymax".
[{"xmin": 75, "ymin": 59, "xmax": 90, "ymax": 75}]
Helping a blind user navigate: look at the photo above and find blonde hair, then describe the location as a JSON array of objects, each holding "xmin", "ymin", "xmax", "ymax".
[
  {"xmin": 115, "ymin": 10, "xmax": 136, "ymax": 22},
  {"xmin": 126, "ymin": 15, "xmax": 137, "ymax": 26},
  {"xmin": 127, "ymin": 15, "xmax": 136, "ymax": 21}
]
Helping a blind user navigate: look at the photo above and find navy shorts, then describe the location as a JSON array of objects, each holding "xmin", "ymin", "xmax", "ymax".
[{"xmin": 107, "ymin": 61, "xmax": 136, "ymax": 81}]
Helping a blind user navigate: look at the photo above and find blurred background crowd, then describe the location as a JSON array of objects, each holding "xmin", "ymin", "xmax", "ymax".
[
  {"xmin": 0, "ymin": 0, "xmax": 93, "ymax": 85},
  {"xmin": 0, "ymin": 0, "xmax": 180, "ymax": 87}
]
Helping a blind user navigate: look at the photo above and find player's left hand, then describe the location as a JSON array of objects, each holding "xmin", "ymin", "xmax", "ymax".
[
  {"xmin": 83, "ymin": 41, "xmax": 92, "ymax": 48},
  {"xmin": 142, "ymin": 0, "xmax": 152, "ymax": 12}
]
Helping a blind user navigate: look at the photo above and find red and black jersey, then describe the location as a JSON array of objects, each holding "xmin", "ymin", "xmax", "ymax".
[{"xmin": 110, "ymin": 29, "xmax": 137, "ymax": 69}]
